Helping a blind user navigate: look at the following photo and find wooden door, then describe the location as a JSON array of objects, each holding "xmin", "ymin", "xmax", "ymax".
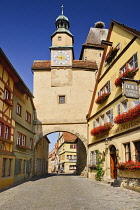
[{"xmin": 110, "ymin": 154, "xmax": 117, "ymax": 179}]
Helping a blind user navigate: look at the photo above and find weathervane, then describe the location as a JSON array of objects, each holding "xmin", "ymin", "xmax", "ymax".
[{"xmin": 61, "ymin": 4, "xmax": 64, "ymax": 15}]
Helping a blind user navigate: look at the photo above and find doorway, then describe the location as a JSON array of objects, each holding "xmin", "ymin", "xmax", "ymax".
[{"xmin": 110, "ymin": 145, "xmax": 117, "ymax": 179}]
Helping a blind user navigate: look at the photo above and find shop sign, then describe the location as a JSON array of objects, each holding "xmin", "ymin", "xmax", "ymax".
[{"xmin": 123, "ymin": 82, "xmax": 139, "ymax": 99}]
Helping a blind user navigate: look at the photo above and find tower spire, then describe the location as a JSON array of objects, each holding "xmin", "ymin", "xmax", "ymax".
[{"xmin": 61, "ymin": 4, "xmax": 64, "ymax": 15}]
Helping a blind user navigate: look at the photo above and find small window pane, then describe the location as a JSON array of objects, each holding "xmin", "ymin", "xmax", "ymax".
[{"xmin": 59, "ymin": 96, "xmax": 65, "ymax": 104}]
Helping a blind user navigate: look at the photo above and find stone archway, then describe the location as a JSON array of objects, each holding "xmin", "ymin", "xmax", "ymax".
[
  {"xmin": 34, "ymin": 123, "xmax": 87, "ymax": 175},
  {"xmin": 34, "ymin": 123, "xmax": 88, "ymax": 148}
]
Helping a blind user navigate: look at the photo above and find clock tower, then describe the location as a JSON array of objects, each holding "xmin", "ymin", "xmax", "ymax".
[{"xmin": 50, "ymin": 5, "xmax": 74, "ymax": 66}]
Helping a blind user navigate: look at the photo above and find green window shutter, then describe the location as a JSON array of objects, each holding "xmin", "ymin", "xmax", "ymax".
[
  {"xmin": 14, "ymin": 158, "xmax": 20, "ymax": 175},
  {"xmin": 26, "ymin": 160, "xmax": 30, "ymax": 174}
]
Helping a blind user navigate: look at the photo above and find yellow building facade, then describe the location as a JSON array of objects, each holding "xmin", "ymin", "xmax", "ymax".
[
  {"xmin": 87, "ymin": 21, "xmax": 140, "ymax": 190},
  {"xmin": 0, "ymin": 49, "xmax": 15, "ymax": 189},
  {"xmin": 35, "ymin": 136, "xmax": 50, "ymax": 176},
  {"xmin": 58, "ymin": 132, "xmax": 77, "ymax": 173}
]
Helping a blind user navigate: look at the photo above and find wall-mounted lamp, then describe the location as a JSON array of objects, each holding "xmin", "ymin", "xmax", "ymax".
[
  {"xmin": 116, "ymin": 149, "xmax": 119, "ymax": 157},
  {"xmin": 105, "ymin": 137, "xmax": 111, "ymax": 146}
]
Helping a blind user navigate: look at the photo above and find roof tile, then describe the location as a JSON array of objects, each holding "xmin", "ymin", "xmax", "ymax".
[{"xmin": 32, "ymin": 60, "xmax": 97, "ymax": 70}]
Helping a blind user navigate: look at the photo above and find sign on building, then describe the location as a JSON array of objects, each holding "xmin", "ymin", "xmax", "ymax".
[{"xmin": 123, "ymin": 82, "xmax": 139, "ymax": 99}]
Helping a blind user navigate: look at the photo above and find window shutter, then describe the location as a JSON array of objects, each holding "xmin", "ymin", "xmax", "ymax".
[
  {"xmin": 107, "ymin": 81, "xmax": 111, "ymax": 92},
  {"xmin": 117, "ymin": 104, "xmax": 121, "ymax": 115},
  {"xmin": 93, "ymin": 121, "xmax": 96, "ymax": 128},
  {"xmin": 110, "ymin": 109, "xmax": 114, "ymax": 124},
  {"xmin": 134, "ymin": 52, "xmax": 138, "ymax": 68},
  {"xmin": 14, "ymin": 158, "xmax": 20, "ymax": 175},
  {"xmin": 26, "ymin": 160, "xmax": 30, "ymax": 174}
]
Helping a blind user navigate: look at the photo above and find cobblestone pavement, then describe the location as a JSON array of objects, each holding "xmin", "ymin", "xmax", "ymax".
[{"xmin": 0, "ymin": 174, "xmax": 140, "ymax": 210}]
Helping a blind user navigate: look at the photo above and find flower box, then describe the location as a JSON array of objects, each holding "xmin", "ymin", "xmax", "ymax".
[
  {"xmin": 89, "ymin": 165, "xmax": 97, "ymax": 171},
  {"xmin": 105, "ymin": 47, "xmax": 119, "ymax": 63},
  {"xmin": 90, "ymin": 122, "xmax": 113, "ymax": 136},
  {"xmin": 118, "ymin": 170, "xmax": 140, "ymax": 178},
  {"xmin": 114, "ymin": 103, "xmax": 140, "ymax": 124},
  {"xmin": 117, "ymin": 161, "xmax": 140, "ymax": 178},
  {"xmin": 95, "ymin": 92, "xmax": 110, "ymax": 104},
  {"xmin": 115, "ymin": 68, "xmax": 137, "ymax": 87}
]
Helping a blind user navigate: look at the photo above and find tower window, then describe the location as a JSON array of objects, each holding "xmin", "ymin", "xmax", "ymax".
[
  {"xmin": 59, "ymin": 95, "xmax": 65, "ymax": 104},
  {"xmin": 58, "ymin": 36, "xmax": 61, "ymax": 41}
]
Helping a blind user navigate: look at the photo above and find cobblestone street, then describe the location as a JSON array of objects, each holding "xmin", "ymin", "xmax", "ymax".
[{"xmin": 0, "ymin": 174, "xmax": 140, "ymax": 210}]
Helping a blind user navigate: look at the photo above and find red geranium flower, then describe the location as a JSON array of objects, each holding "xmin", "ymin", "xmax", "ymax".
[
  {"xmin": 95, "ymin": 92, "xmax": 110, "ymax": 104},
  {"xmin": 90, "ymin": 122, "xmax": 113, "ymax": 136},
  {"xmin": 114, "ymin": 103, "xmax": 140, "ymax": 124}
]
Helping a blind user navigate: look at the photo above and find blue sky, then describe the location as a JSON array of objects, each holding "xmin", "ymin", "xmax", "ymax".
[{"xmin": 1, "ymin": 0, "xmax": 140, "ymax": 150}]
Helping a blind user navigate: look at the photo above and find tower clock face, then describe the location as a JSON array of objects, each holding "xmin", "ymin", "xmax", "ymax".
[{"xmin": 52, "ymin": 50, "xmax": 71, "ymax": 66}]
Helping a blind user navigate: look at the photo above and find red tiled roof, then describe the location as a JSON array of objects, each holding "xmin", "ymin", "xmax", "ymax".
[
  {"xmin": 63, "ymin": 132, "xmax": 77, "ymax": 142},
  {"xmin": 32, "ymin": 60, "xmax": 97, "ymax": 70}
]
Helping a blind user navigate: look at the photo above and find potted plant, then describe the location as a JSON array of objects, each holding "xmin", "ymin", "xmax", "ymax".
[
  {"xmin": 95, "ymin": 92, "xmax": 110, "ymax": 104},
  {"xmin": 116, "ymin": 160, "xmax": 140, "ymax": 171},
  {"xmin": 105, "ymin": 47, "xmax": 119, "ymax": 64},
  {"xmin": 114, "ymin": 103, "xmax": 140, "ymax": 124},
  {"xmin": 90, "ymin": 122, "xmax": 113, "ymax": 136},
  {"xmin": 115, "ymin": 68, "xmax": 137, "ymax": 87}
]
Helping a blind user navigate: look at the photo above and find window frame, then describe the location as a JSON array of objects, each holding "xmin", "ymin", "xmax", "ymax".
[
  {"xmin": 58, "ymin": 95, "xmax": 66, "ymax": 104},
  {"xmin": 120, "ymin": 52, "xmax": 138, "ymax": 74},
  {"xmin": 25, "ymin": 111, "xmax": 31, "ymax": 123},
  {"xmin": 4, "ymin": 88, "xmax": 11, "ymax": 100},
  {"xmin": 98, "ymin": 81, "xmax": 111, "ymax": 96},
  {"xmin": 17, "ymin": 103, "xmax": 22, "ymax": 116}
]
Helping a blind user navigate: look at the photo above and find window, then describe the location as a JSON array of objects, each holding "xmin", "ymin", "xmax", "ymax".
[
  {"xmin": 22, "ymin": 135, "xmax": 26, "ymax": 146},
  {"xmin": 67, "ymin": 155, "xmax": 72, "ymax": 159},
  {"xmin": 117, "ymin": 104, "xmax": 121, "ymax": 115},
  {"xmin": 2, "ymin": 158, "xmax": 7, "ymax": 177},
  {"xmin": 0, "ymin": 122, "xmax": 3, "ymax": 137},
  {"xmin": 93, "ymin": 121, "xmax": 96, "ymax": 128},
  {"xmin": 133, "ymin": 100, "xmax": 139, "ymax": 107},
  {"xmin": 70, "ymin": 144, "xmax": 77, "ymax": 149},
  {"xmin": 106, "ymin": 109, "xmax": 113, "ymax": 124},
  {"xmin": 4, "ymin": 126, "xmax": 10, "ymax": 139},
  {"xmin": 8, "ymin": 159, "xmax": 12, "ymax": 176},
  {"xmin": 96, "ymin": 118, "xmax": 99, "ymax": 126},
  {"xmin": 74, "ymin": 155, "xmax": 77, "ymax": 160},
  {"xmin": 4, "ymin": 88, "xmax": 10, "ymax": 100},
  {"xmin": 134, "ymin": 141, "xmax": 140, "ymax": 162},
  {"xmin": 101, "ymin": 115, "xmax": 104, "ymax": 125},
  {"xmin": 124, "ymin": 143, "xmax": 131, "ymax": 162},
  {"xmin": 98, "ymin": 81, "xmax": 110, "ymax": 96},
  {"xmin": 58, "ymin": 36, "xmax": 61, "ymax": 41},
  {"xmin": 29, "ymin": 138, "xmax": 33, "ymax": 150},
  {"xmin": 69, "ymin": 165, "xmax": 76, "ymax": 170},
  {"xmin": 59, "ymin": 96, "xmax": 65, "ymax": 104},
  {"xmin": 120, "ymin": 52, "xmax": 138, "ymax": 74},
  {"xmin": 122, "ymin": 100, "xmax": 128, "ymax": 112},
  {"xmin": 17, "ymin": 103, "xmax": 22, "ymax": 115},
  {"xmin": 90, "ymin": 151, "xmax": 96, "ymax": 166},
  {"xmin": 17, "ymin": 132, "xmax": 26, "ymax": 147},
  {"xmin": 19, "ymin": 159, "xmax": 22, "ymax": 174},
  {"xmin": 17, "ymin": 133, "xmax": 21, "ymax": 145},
  {"xmin": 26, "ymin": 111, "xmax": 31, "ymax": 123}
]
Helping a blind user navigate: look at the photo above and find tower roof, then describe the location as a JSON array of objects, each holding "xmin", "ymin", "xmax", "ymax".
[{"xmin": 51, "ymin": 5, "xmax": 73, "ymax": 39}]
